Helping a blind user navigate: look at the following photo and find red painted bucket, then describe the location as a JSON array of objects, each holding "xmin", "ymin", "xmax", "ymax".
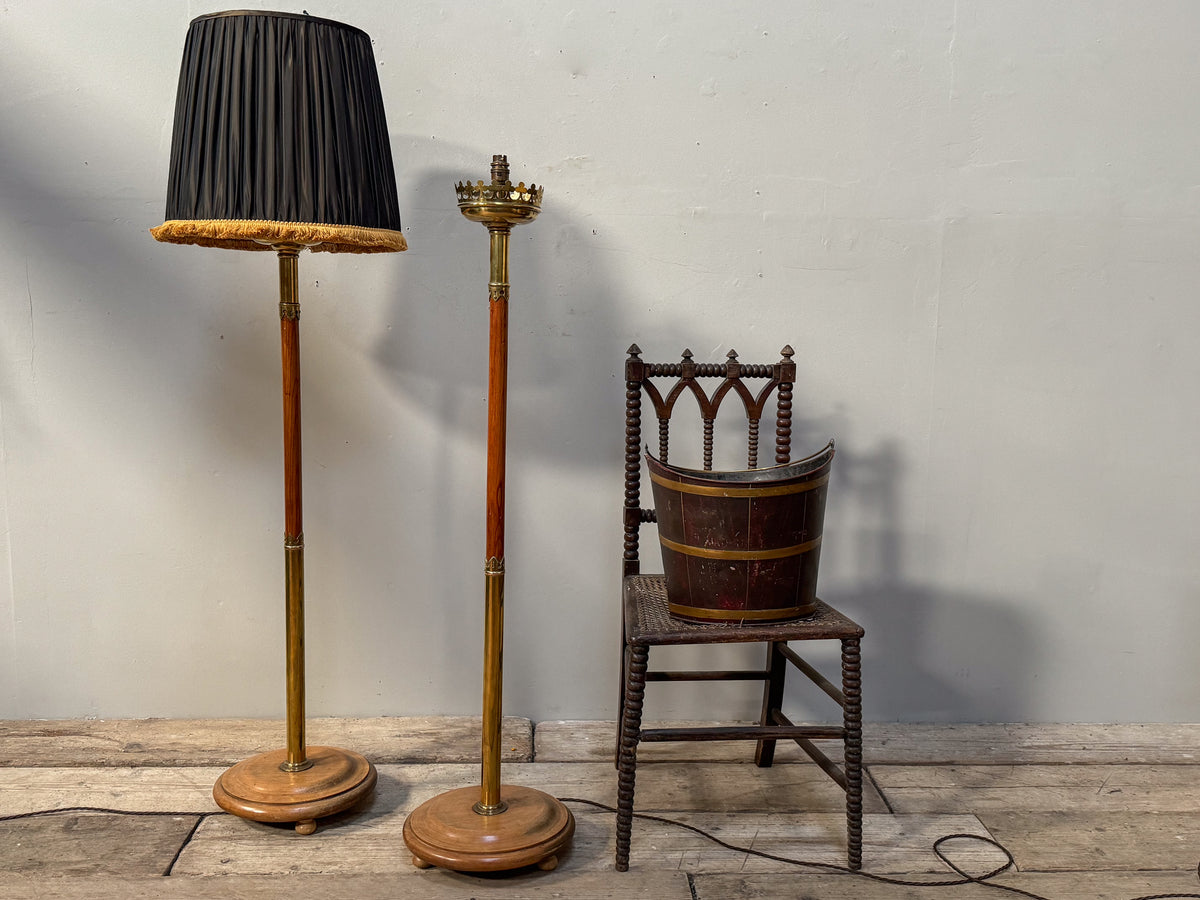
[{"xmin": 647, "ymin": 441, "xmax": 834, "ymax": 624}]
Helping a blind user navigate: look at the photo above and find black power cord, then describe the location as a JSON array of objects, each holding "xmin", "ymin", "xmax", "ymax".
[
  {"xmin": 557, "ymin": 797, "xmax": 1200, "ymax": 900},
  {"xmin": 5, "ymin": 801, "xmax": 1200, "ymax": 899}
]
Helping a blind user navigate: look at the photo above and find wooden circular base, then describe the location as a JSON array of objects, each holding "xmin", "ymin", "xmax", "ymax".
[
  {"xmin": 403, "ymin": 785, "xmax": 575, "ymax": 872},
  {"xmin": 213, "ymin": 745, "xmax": 377, "ymax": 834}
]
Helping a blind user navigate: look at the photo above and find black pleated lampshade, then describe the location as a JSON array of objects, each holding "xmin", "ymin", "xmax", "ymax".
[{"xmin": 152, "ymin": 10, "xmax": 406, "ymax": 254}]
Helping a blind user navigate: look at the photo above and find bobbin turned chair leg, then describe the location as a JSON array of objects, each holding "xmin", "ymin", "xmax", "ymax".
[
  {"xmin": 615, "ymin": 642, "xmax": 648, "ymax": 872},
  {"xmin": 843, "ymin": 636, "xmax": 863, "ymax": 871},
  {"xmin": 616, "ymin": 626, "xmax": 630, "ymax": 770}
]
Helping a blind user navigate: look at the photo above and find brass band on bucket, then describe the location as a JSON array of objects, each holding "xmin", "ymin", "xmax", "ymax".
[
  {"xmin": 658, "ymin": 534, "xmax": 822, "ymax": 561},
  {"xmin": 649, "ymin": 470, "xmax": 829, "ymax": 499},
  {"xmin": 667, "ymin": 601, "xmax": 813, "ymax": 621}
]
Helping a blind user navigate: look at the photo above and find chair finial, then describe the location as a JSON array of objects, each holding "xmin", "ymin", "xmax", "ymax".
[
  {"xmin": 681, "ymin": 348, "xmax": 694, "ymax": 361},
  {"xmin": 627, "ymin": 343, "xmax": 642, "ymax": 357},
  {"xmin": 780, "ymin": 344, "xmax": 795, "ymax": 360},
  {"xmin": 727, "ymin": 349, "xmax": 739, "ymax": 361}
]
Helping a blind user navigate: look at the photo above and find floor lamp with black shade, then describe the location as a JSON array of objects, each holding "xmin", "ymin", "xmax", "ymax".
[{"xmin": 151, "ymin": 10, "xmax": 406, "ymax": 834}]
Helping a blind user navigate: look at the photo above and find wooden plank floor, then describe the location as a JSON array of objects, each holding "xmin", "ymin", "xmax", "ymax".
[{"xmin": 3, "ymin": 719, "xmax": 1200, "ymax": 898}]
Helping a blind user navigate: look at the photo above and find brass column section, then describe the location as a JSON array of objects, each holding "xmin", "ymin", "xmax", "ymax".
[
  {"xmin": 211, "ymin": 244, "xmax": 377, "ymax": 833},
  {"xmin": 277, "ymin": 245, "xmax": 311, "ymax": 773},
  {"xmin": 283, "ymin": 536, "xmax": 307, "ymax": 770},
  {"xmin": 477, "ymin": 557, "xmax": 506, "ymax": 814}
]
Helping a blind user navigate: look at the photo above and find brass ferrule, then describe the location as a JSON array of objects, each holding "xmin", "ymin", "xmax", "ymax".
[
  {"xmin": 473, "ymin": 799, "xmax": 508, "ymax": 816},
  {"xmin": 278, "ymin": 245, "xmax": 301, "ymax": 320},
  {"xmin": 488, "ymin": 228, "xmax": 510, "ymax": 304}
]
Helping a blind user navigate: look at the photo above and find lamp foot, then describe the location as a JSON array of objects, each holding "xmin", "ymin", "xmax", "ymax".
[
  {"xmin": 402, "ymin": 785, "xmax": 574, "ymax": 872},
  {"xmin": 213, "ymin": 746, "xmax": 376, "ymax": 832}
]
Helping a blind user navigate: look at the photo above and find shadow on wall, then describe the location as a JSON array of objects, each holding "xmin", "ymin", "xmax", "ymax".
[
  {"xmin": 821, "ymin": 437, "xmax": 1041, "ymax": 724},
  {"xmin": 369, "ymin": 140, "xmax": 694, "ymax": 715},
  {"xmin": 629, "ymin": 398, "xmax": 1041, "ymax": 725},
  {"xmin": 0, "ymin": 109, "xmax": 300, "ymax": 714},
  {"xmin": 373, "ymin": 144, "xmax": 695, "ymax": 471}
]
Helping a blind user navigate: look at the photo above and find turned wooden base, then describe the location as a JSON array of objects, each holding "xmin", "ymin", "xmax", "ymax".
[
  {"xmin": 213, "ymin": 745, "xmax": 377, "ymax": 834},
  {"xmin": 403, "ymin": 785, "xmax": 574, "ymax": 872}
]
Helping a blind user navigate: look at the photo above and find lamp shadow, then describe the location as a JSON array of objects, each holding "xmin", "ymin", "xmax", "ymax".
[{"xmin": 362, "ymin": 139, "xmax": 702, "ymax": 715}]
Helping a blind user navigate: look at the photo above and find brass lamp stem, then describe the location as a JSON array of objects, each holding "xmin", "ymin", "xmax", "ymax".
[
  {"xmin": 277, "ymin": 245, "xmax": 311, "ymax": 773},
  {"xmin": 211, "ymin": 242, "xmax": 376, "ymax": 834},
  {"xmin": 479, "ymin": 556, "xmax": 506, "ymax": 813}
]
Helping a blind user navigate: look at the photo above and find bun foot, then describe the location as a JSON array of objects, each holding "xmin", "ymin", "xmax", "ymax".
[
  {"xmin": 412, "ymin": 855, "xmax": 433, "ymax": 869},
  {"xmin": 537, "ymin": 854, "xmax": 558, "ymax": 872},
  {"xmin": 295, "ymin": 819, "xmax": 317, "ymax": 835}
]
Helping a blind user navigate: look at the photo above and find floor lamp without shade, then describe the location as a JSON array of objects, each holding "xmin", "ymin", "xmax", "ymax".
[{"xmin": 401, "ymin": 155, "xmax": 575, "ymax": 872}]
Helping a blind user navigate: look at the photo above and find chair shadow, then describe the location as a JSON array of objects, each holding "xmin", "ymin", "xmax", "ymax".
[
  {"xmin": 796, "ymin": 435, "xmax": 1041, "ymax": 724},
  {"xmin": 629, "ymin": 416, "xmax": 1040, "ymax": 725}
]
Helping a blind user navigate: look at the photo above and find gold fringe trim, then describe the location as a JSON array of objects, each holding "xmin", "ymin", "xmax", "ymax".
[{"xmin": 150, "ymin": 219, "xmax": 407, "ymax": 254}]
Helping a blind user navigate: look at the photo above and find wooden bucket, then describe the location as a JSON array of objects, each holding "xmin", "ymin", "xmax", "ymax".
[{"xmin": 647, "ymin": 441, "xmax": 834, "ymax": 624}]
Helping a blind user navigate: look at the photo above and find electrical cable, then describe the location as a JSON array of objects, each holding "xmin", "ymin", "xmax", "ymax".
[
  {"xmin": 4, "ymin": 801, "xmax": 1200, "ymax": 899},
  {"xmin": 558, "ymin": 797, "xmax": 1200, "ymax": 900}
]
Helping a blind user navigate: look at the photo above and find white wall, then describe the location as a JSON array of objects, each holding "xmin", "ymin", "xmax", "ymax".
[{"xmin": 2, "ymin": 1, "xmax": 1198, "ymax": 724}]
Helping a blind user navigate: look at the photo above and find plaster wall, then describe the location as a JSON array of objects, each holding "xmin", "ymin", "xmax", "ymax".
[{"xmin": 1, "ymin": 1, "xmax": 1198, "ymax": 723}]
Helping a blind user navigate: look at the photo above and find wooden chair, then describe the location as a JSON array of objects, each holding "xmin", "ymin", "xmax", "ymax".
[{"xmin": 616, "ymin": 344, "xmax": 865, "ymax": 872}]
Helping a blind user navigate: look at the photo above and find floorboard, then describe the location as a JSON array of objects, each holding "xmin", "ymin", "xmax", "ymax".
[
  {"xmin": 0, "ymin": 716, "xmax": 533, "ymax": 766},
  {"xmin": 536, "ymin": 720, "xmax": 1200, "ymax": 765},
  {"xmin": 979, "ymin": 810, "xmax": 1200, "ymax": 873},
  {"xmin": 0, "ymin": 812, "xmax": 200, "ymax": 876},
  {"xmin": 3, "ymin": 719, "xmax": 1200, "ymax": 899},
  {"xmin": 0, "ymin": 766, "xmax": 224, "ymax": 814},
  {"xmin": 692, "ymin": 871, "xmax": 1200, "ymax": 899},
  {"xmin": 874, "ymin": 763, "xmax": 1200, "ymax": 814},
  {"xmin": 0, "ymin": 872, "xmax": 695, "ymax": 900}
]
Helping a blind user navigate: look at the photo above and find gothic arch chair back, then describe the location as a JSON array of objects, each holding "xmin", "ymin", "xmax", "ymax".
[{"xmin": 615, "ymin": 344, "xmax": 865, "ymax": 872}]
